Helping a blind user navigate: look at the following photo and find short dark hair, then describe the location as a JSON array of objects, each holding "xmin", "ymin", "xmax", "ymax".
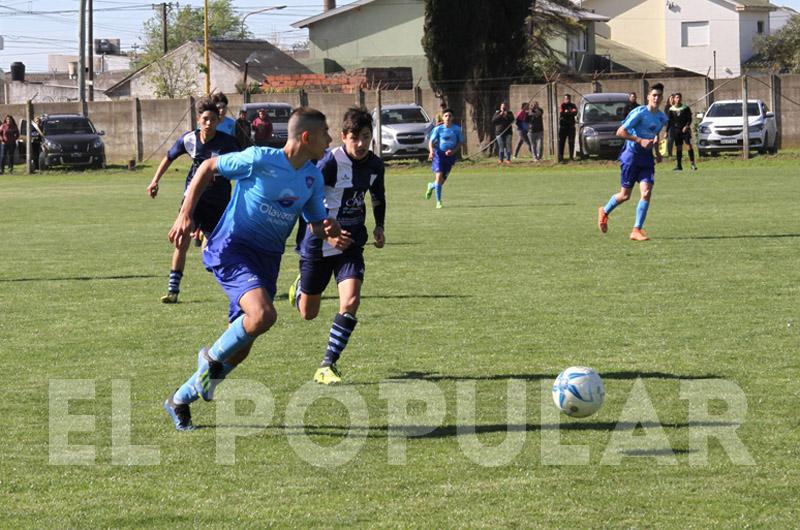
[
  {"xmin": 288, "ymin": 107, "xmax": 327, "ymax": 139},
  {"xmin": 342, "ymin": 107, "xmax": 373, "ymax": 135},
  {"xmin": 211, "ymin": 92, "xmax": 229, "ymax": 106},
  {"xmin": 196, "ymin": 97, "xmax": 220, "ymax": 116},
  {"xmin": 650, "ymin": 83, "xmax": 664, "ymax": 93},
  {"xmin": 629, "ymin": 92, "xmax": 636, "ymax": 97},
  {"xmin": 674, "ymin": 92, "xmax": 682, "ymax": 98},
  {"xmin": 442, "ymin": 108, "xmax": 453, "ymax": 115},
  {"xmin": 564, "ymin": 94, "xmax": 572, "ymax": 99}
]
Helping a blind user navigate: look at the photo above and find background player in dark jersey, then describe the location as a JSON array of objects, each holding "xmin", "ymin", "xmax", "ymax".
[
  {"xmin": 667, "ymin": 92, "xmax": 697, "ymax": 172},
  {"xmin": 289, "ymin": 107, "xmax": 386, "ymax": 385},
  {"xmin": 146, "ymin": 97, "xmax": 239, "ymax": 303}
]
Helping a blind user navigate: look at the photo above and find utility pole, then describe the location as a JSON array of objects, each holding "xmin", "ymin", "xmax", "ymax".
[
  {"xmin": 161, "ymin": 2, "xmax": 168, "ymax": 54},
  {"xmin": 88, "ymin": 0, "xmax": 94, "ymax": 101},
  {"xmin": 204, "ymin": 0, "xmax": 210, "ymax": 95},
  {"xmin": 78, "ymin": 0, "xmax": 86, "ymax": 114}
]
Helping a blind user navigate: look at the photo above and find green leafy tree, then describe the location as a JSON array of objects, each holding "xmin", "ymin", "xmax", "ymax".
[
  {"xmin": 422, "ymin": 0, "xmax": 578, "ymax": 147},
  {"xmin": 136, "ymin": 0, "xmax": 247, "ymax": 67},
  {"xmin": 145, "ymin": 51, "xmax": 200, "ymax": 99},
  {"xmin": 754, "ymin": 15, "xmax": 800, "ymax": 73}
]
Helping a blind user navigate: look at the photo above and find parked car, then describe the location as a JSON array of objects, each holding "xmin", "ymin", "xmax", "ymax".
[
  {"xmin": 18, "ymin": 114, "xmax": 106, "ymax": 170},
  {"xmin": 240, "ymin": 102, "xmax": 293, "ymax": 147},
  {"xmin": 372, "ymin": 104, "xmax": 433, "ymax": 160},
  {"xmin": 577, "ymin": 93, "xmax": 630, "ymax": 159},
  {"xmin": 696, "ymin": 99, "xmax": 777, "ymax": 156}
]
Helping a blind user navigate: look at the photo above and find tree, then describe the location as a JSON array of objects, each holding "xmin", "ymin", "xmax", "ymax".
[
  {"xmin": 422, "ymin": 0, "xmax": 578, "ymax": 147},
  {"xmin": 145, "ymin": 50, "xmax": 200, "ymax": 99},
  {"xmin": 754, "ymin": 15, "xmax": 800, "ymax": 73},
  {"xmin": 136, "ymin": 0, "xmax": 247, "ymax": 68}
]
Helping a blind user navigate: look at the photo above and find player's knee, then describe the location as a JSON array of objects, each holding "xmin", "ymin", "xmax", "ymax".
[
  {"xmin": 300, "ymin": 306, "xmax": 319, "ymax": 321},
  {"xmin": 247, "ymin": 306, "xmax": 277, "ymax": 334},
  {"xmin": 617, "ymin": 192, "xmax": 631, "ymax": 202},
  {"xmin": 340, "ymin": 295, "xmax": 360, "ymax": 315}
]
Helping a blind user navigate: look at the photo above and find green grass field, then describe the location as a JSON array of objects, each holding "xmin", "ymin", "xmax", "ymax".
[{"xmin": 2, "ymin": 153, "xmax": 798, "ymax": 527}]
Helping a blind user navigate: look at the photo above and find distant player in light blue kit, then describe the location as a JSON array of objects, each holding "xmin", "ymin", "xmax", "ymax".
[
  {"xmin": 163, "ymin": 108, "xmax": 352, "ymax": 431},
  {"xmin": 212, "ymin": 92, "xmax": 237, "ymax": 137},
  {"xmin": 597, "ymin": 83, "xmax": 668, "ymax": 241},
  {"xmin": 425, "ymin": 108, "xmax": 464, "ymax": 209}
]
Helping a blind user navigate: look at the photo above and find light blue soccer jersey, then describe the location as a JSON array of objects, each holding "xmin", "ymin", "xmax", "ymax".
[
  {"xmin": 202, "ymin": 147, "xmax": 327, "ymax": 266},
  {"xmin": 430, "ymin": 124, "xmax": 464, "ymax": 153},
  {"xmin": 619, "ymin": 105, "xmax": 668, "ymax": 165},
  {"xmin": 217, "ymin": 116, "xmax": 237, "ymax": 136}
]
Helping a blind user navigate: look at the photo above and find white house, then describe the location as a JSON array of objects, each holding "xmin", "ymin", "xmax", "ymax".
[
  {"xmin": 770, "ymin": 5, "xmax": 798, "ymax": 33},
  {"xmin": 580, "ymin": 0, "xmax": 777, "ymax": 77}
]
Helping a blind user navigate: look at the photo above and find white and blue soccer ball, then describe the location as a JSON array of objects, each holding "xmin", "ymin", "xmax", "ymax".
[{"xmin": 552, "ymin": 366, "xmax": 605, "ymax": 418}]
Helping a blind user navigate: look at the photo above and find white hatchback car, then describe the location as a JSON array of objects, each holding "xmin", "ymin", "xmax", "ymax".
[{"xmin": 696, "ymin": 99, "xmax": 778, "ymax": 156}]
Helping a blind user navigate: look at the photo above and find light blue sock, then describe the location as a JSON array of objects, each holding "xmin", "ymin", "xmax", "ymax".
[
  {"xmin": 635, "ymin": 199, "xmax": 650, "ymax": 229},
  {"xmin": 603, "ymin": 195, "xmax": 619, "ymax": 215},
  {"xmin": 209, "ymin": 314, "xmax": 253, "ymax": 363},
  {"xmin": 173, "ymin": 362, "xmax": 236, "ymax": 405},
  {"xmin": 427, "ymin": 181, "xmax": 435, "ymax": 191},
  {"xmin": 435, "ymin": 184, "xmax": 443, "ymax": 202}
]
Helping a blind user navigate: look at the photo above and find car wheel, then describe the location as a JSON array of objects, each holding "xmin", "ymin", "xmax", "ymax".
[
  {"xmin": 698, "ymin": 149, "xmax": 708, "ymax": 158},
  {"xmin": 38, "ymin": 153, "xmax": 48, "ymax": 171},
  {"xmin": 768, "ymin": 135, "xmax": 778, "ymax": 155},
  {"xmin": 759, "ymin": 134, "xmax": 768, "ymax": 155}
]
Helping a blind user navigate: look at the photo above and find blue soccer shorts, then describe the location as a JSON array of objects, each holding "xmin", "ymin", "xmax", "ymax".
[
  {"xmin": 208, "ymin": 247, "xmax": 282, "ymax": 322},
  {"xmin": 620, "ymin": 163, "xmax": 655, "ymax": 189},
  {"xmin": 298, "ymin": 247, "xmax": 365, "ymax": 296},
  {"xmin": 432, "ymin": 150, "xmax": 457, "ymax": 180}
]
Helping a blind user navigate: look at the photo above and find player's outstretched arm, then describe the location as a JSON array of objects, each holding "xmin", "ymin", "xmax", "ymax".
[
  {"xmin": 147, "ymin": 156, "xmax": 173, "ymax": 198},
  {"xmin": 168, "ymin": 157, "xmax": 217, "ymax": 248}
]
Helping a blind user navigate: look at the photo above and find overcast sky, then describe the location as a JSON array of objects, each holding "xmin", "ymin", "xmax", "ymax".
[{"xmin": 1, "ymin": 0, "xmax": 799, "ymax": 73}]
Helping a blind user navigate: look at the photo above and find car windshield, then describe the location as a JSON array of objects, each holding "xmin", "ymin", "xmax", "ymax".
[
  {"xmin": 246, "ymin": 106, "xmax": 292, "ymax": 123},
  {"xmin": 42, "ymin": 118, "xmax": 95, "ymax": 135},
  {"xmin": 380, "ymin": 108, "xmax": 429, "ymax": 125},
  {"xmin": 581, "ymin": 101, "xmax": 628, "ymax": 123},
  {"xmin": 706, "ymin": 103, "xmax": 760, "ymax": 118}
]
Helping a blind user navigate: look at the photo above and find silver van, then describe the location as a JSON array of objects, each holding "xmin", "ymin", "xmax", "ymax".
[{"xmin": 577, "ymin": 93, "xmax": 630, "ymax": 159}]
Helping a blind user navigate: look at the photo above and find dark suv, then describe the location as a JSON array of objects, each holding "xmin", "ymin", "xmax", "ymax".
[{"xmin": 19, "ymin": 114, "xmax": 106, "ymax": 170}]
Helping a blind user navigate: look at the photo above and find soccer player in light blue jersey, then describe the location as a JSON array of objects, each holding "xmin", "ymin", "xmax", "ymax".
[
  {"xmin": 163, "ymin": 108, "xmax": 352, "ymax": 431},
  {"xmin": 426, "ymin": 109, "xmax": 464, "ymax": 209},
  {"xmin": 597, "ymin": 83, "xmax": 668, "ymax": 241}
]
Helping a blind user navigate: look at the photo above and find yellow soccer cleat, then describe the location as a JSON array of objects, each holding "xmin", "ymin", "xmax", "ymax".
[
  {"xmin": 161, "ymin": 292, "xmax": 179, "ymax": 304},
  {"xmin": 313, "ymin": 364, "xmax": 342, "ymax": 385}
]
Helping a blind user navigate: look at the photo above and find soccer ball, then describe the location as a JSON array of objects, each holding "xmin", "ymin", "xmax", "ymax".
[{"xmin": 552, "ymin": 366, "xmax": 605, "ymax": 418}]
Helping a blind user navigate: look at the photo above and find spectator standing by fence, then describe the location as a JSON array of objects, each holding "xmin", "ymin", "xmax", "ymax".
[
  {"xmin": 235, "ymin": 110, "xmax": 252, "ymax": 150},
  {"xmin": 528, "ymin": 101, "xmax": 544, "ymax": 161},
  {"xmin": 513, "ymin": 102, "xmax": 533, "ymax": 158},
  {"xmin": 252, "ymin": 108, "xmax": 273, "ymax": 147},
  {"xmin": 492, "ymin": 102, "xmax": 515, "ymax": 165},
  {"xmin": 557, "ymin": 94, "xmax": 578, "ymax": 163},
  {"xmin": 0, "ymin": 115, "xmax": 19, "ymax": 174}
]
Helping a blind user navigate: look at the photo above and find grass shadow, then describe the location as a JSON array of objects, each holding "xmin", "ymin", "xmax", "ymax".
[
  {"xmin": 378, "ymin": 370, "xmax": 721, "ymax": 383},
  {"xmin": 661, "ymin": 233, "xmax": 800, "ymax": 241}
]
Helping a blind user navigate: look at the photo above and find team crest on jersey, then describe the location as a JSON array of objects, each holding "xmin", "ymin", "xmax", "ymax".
[
  {"xmin": 305, "ymin": 176, "xmax": 314, "ymax": 189},
  {"xmin": 277, "ymin": 188, "xmax": 300, "ymax": 207}
]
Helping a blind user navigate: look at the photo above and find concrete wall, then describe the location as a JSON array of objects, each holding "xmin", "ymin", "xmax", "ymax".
[{"xmin": 2, "ymin": 74, "xmax": 799, "ymax": 164}]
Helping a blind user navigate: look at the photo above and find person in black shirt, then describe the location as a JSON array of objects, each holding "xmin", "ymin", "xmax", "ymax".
[
  {"xmin": 623, "ymin": 92, "xmax": 640, "ymax": 117},
  {"xmin": 667, "ymin": 92, "xmax": 697, "ymax": 171},
  {"xmin": 557, "ymin": 94, "xmax": 578, "ymax": 162},
  {"xmin": 492, "ymin": 102, "xmax": 515, "ymax": 165},
  {"xmin": 529, "ymin": 101, "xmax": 544, "ymax": 161}
]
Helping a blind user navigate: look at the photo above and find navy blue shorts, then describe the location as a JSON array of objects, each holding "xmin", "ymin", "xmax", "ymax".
[
  {"xmin": 208, "ymin": 248, "xmax": 282, "ymax": 322},
  {"xmin": 180, "ymin": 198, "xmax": 227, "ymax": 238},
  {"xmin": 432, "ymin": 151, "xmax": 457, "ymax": 179},
  {"xmin": 299, "ymin": 248, "xmax": 365, "ymax": 296},
  {"xmin": 620, "ymin": 163, "xmax": 655, "ymax": 189}
]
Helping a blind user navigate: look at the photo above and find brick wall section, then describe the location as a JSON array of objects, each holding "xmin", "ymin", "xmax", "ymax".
[{"xmin": 262, "ymin": 68, "xmax": 413, "ymax": 93}]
